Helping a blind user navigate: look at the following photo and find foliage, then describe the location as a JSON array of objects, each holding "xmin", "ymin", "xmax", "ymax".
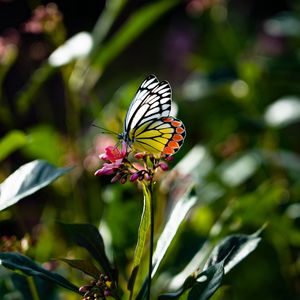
[{"xmin": 1, "ymin": 0, "xmax": 300, "ymax": 299}]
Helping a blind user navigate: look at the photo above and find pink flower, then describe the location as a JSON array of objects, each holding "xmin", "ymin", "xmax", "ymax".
[
  {"xmin": 99, "ymin": 141, "xmax": 127, "ymax": 162},
  {"xmin": 94, "ymin": 141, "xmax": 170, "ymax": 183},
  {"xmin": 94, "ymin": 142, "xmax": 127, "ymax": 177},
  {"xmin": 94, "ymin": 161, "xmax": 121, "ymax": 176}
]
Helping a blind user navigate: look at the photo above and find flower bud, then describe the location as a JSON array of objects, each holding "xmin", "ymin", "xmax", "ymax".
[
  {"xmin": 165, "ymin": 155, "xmax": 174, "ymax": 161},
  {"xmin": 158, "ymin": 162, "xmax": 169, "ymax": 171},
  {"xmin": 130, "ymin": 172, "xmax": 139, "ymax": 182}
]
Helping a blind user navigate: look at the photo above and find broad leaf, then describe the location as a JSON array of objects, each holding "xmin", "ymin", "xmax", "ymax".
[
  {"xmin": 152, "ymin": 186, "xmax": 196, "ymax": 277},
  {"xmin": 0, "ymin": 252, "xmax": 79, "ymax": 293},
  {"xmin": 204, "ymin": 230, "xmax": 262, "ymax": 274},
  {"xmin": 187, "ymin": 262, "xmax": 224, "ymax": 300},
  {"xmin": 11, "ymin": 273, "xmax": 58, "ymax": 300},
  {"xmin": 0, "ymin": 160, "xmax": 73, "ymax": 211},
  {"xmin": 60, "ymin": 258, "xmax": 101, "ymax": 279},
  {"xmin": 60, "ymin": 223, "xmax": 115, "ymax": 281},
  {"xmin": 158, "ymin": 262, "xmax": 224, "ymax": 300},
  {"xmin": 160, "ymin": 229, "xmax": 262, "ymax": 299}
]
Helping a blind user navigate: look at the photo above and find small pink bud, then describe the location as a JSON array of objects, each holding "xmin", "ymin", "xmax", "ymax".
[
  {"xmin": 130, "ymin": 172, "xmax": 139, "ymax": 182},
  {"xmin": 158, "ymin": 162, "xmax": 169, "ymax": 171},
  {"xmin": 165, "ymin": 155, "xmax": 174, "ymax": 161}
]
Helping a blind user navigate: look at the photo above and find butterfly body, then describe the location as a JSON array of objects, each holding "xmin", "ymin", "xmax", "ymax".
[{"xmin": 119, "ymin": 75, "xmax": 186, "ymax": 156}]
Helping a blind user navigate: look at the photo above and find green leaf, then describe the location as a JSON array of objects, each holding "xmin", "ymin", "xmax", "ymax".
[
  {"xmin": 93, "ymin": 0, "xmax": 179, "ymax": 68},
  {"xmin": 11, "ymin": 273, "xmax": 58, "ymax": 300},
  {"xmin": 137, "ymin": 184, "xmax": 197, "ymax": 300},
  {"xmin": 127, "ymin": 183, "xmax": 152, "ymax": 295},
  {"xmin": 158, "ymin": 262, "xmax": 224, "ymax": 300},
  {"xmin": 0, "ymin": 160, "xmax": 73, "ymax": 211},
  {"xmin": 81, "ymin": 0, "xmax": 180, "ymax": 90},
  {"xmin": 0, "ymin": 252, "xmax": 79, "ymax": 293},
  {"xmin": 135, "ymin": 186, "xmax": 196, "ymax": 300},
  {"xmin": 60, "ymin": 258, "xmax": 101, "ymax": 279},
  {"xmin": 91, "ymin": 0, "xmax": 127, "ymax": 47},
  {"xmin": 151, "ymin": 186, "xmax": 196, "ymax": 278},
  {"xmin": 187, "ymin": 262, "xmax": 224, "ymax": 300},
  {"xmin": 204, "ymin": 230, "xmax": 262, "ymax": 274},
  {"xmin": 60, "ymin": 223, "xmax": 115, "ymax": 281},
  {"xmin": 0, "ymin": 130, "xmax": 27, "ymax": 161},
  {"xmin": 162, "ymin": 229, "xmax": 262, "ymax": 299}
]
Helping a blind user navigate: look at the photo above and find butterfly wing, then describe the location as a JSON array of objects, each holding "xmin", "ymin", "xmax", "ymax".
[
  {"xmin": 124, "ymin": 75, "xmax": 172, "ymax": 138},
  {"xmin": 132, "ymin": 117, "xmax": 186, "ymax": 156}
]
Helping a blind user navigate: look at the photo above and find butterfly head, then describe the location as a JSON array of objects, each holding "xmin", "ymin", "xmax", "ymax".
[{"xmin": 118, "ymin": 131, "xmax": 134, "ymax": 148}]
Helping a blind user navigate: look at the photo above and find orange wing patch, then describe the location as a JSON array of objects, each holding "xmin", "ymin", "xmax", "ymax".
[
  {"xmin": 173, "ymin": 134, "xmax": 184, "ymax": 142},
  {"xmin": 161, "ymin": 117, "xmax": 186, "ymax": 156}
]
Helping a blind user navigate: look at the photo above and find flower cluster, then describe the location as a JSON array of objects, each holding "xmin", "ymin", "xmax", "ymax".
[
  {"xmin": 22, "ymin": 3, "xmax": 63, "ymax": 35},
  {"xmin": 0, "ymin": 235, "xmax": 30, "ymax": 253},
  {"xmin": 94, "ymin": 142, "xmax": 170, "ymax": 184},
  {"xmin": 79, "ymin": 274, "xmax": 113, "ymax": 300}
]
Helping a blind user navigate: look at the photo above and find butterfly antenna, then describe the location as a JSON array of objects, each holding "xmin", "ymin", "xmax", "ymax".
[{"xmin": 92, "ymin": 123, "xmax": 119, "ymax": 136}]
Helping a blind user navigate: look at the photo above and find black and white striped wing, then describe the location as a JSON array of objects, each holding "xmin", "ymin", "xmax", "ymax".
[{"xmin": 124, "ymin": 75, "xmax": 172, "ymax": 134}]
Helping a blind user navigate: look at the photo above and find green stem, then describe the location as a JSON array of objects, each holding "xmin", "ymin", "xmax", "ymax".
[
  {"xmin": 147, "ymin": 180, "xmax": 154, "ymax": 300},
  {"xmin": 27, "ymin": 276, "xmax": 40, "ymax": 300},
  {"xmin": 128, "ymin": 181, "xmax": 153, "ymax": 300}
]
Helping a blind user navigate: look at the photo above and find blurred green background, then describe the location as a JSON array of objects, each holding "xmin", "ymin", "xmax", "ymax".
[{"xmin": 1, "ymin": 0, "xmax": 300, "ymax": 299}]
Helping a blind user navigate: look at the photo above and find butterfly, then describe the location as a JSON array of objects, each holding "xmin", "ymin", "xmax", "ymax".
[{"xmin": 118, "ymin": 75, "xmax": 186, "ymax": 157}]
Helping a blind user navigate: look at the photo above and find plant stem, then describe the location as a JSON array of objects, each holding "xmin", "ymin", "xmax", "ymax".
[
  {"xmin": 147, "ymin": 181, "xmax": 154, "ymax": 300},
  {"xmin": 27, "ymin": 276, "xmax": 40, "ymax": 300}
]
